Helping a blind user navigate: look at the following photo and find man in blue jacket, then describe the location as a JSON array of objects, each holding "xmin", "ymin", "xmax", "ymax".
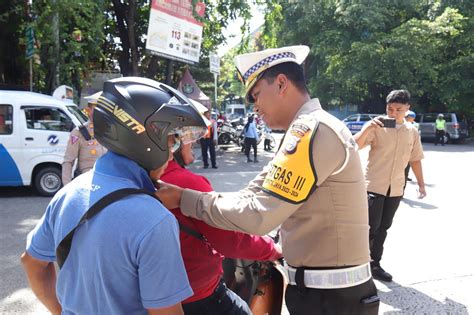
[{"xmin": 21, "ymin": 77, "xmax": 208, "ymax": 315}]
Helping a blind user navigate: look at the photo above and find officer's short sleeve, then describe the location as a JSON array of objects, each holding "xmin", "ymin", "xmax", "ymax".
[
  {"xmin": 62, "ymin": 129, "xmax": 81, "ymax": 184},
  {"xmin": 26, "ymin": 208, "xmax": 56, "ymax": 262},
  {"xmin": 363, "ymin": 122, "xmax": 377, "ymax": 147},
  {"xmin": 137, "ymin": 213, "xmax": 192, "ymax": 309},
  {"xmin": 312, "ymin": 123, "xmax": 347, "ymax": 185},
  {"xmin": 410, "ymin": 129, "xmax": 424, "ymax": 162}
]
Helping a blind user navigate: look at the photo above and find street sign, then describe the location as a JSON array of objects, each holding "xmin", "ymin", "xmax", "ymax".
[
  {"xmin": 210, "ymin": 53, "xmax": 220, "ymax": 75},
  {"xmin": 25, "ymin": 26, "xmax": 35, "ymax": 59}
]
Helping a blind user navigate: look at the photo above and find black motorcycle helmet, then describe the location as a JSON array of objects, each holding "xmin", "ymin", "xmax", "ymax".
[{"xmin": 94, "ymin": 77, "xmax": 208, "ymax": 171}]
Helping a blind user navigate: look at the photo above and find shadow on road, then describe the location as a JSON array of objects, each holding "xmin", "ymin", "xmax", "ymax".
[
  {"xmin": 401, "ymin": 197, "xmax": 438, "ymax": 210},
  {"xmin": 379, "ymin": 281, "xmax": 469, "ymax": 314},
  {"xmin": 0, "ymin": 191, "xmax": 50, "ymax": 311},
  {"xmin": 0, "ymin": 186, "xmax": 38, "ymax": 198}
]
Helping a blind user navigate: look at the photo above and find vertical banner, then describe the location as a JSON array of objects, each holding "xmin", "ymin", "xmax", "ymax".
[{"xmin": 146, "ymin": 0, "xmax": 205, "ymax": 64}]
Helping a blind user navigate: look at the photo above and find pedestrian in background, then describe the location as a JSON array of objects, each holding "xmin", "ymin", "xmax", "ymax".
[
  {"xmin": 243, "ymin": 114, "xmax": 259, "ymax": 162},
  {"xmin": 200, "ymin": 110, "xmax": 218, "ymax": 169},
  {"xmin": 354, "ymin": 89, "xmax": 426, "ymax": 283},
  {"xmin": 161, "ymin": 140, "xmax": 281, "ymax": 315},
  {"xmin": 61, "ymin": 92, "xmax": 106, "ymax": 185},
  {"xmin": 435, "ymin": 113, "xmax": 446, "ymax": 146},
  {"xmin": 263, "ymin": 125, "xmax": 273, "ymax": 151},
  {"xmin": 21, "ymin": 78, "xmax": 208, "ymax": 315},
  {"xmin": 157, "ymin": 45, "xmax": 379, "ymax": 315},
  {"xmin": 404, "ymin": 110, "xmax": 419, "ymax": 184}
]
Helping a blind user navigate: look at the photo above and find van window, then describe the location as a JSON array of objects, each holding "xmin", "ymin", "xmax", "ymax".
[
  {"xmin": 67, "ymin": 105, "xmax": 88, "ymax": 124},
  {"xmin": 344, "ymin": 115, "xmax": 358, "ymax": 122},
  {"xmin": 0, "ymin": 105, "xmax": 13, "ymax": 135},
  {"xmin": 360, "ymin": 115, "xmax": 373, "ymax": 122},
  {"xmin": 442, "ymin": 114, "xmax": 452, "ymax": 123},
  {"xmin": 234, "ymin": 108, "xmax": 245, "ymax": 116},
  {"xmin": 422, "ymin": 114, "xmax": 437, "ymax": 123},
  {"xmin": 24, "ymin": 107, "xmax": 73, "ymax": 132}
]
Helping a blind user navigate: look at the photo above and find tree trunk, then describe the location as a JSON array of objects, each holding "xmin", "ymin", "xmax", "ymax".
[
  {"xmin": 112, "ymin": 0, "xmax": 132, "ymax": 76},
  {"xmin": 127, "ymin": 0, "xmax": 139, "ymax": 76},
  {"xmin": 145, "ymin": 55, "xmax": 161, "ymax": 78}
]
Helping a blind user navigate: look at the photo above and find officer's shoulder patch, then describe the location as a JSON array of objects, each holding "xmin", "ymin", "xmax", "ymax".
[
  {"xmin": 262, "ymin": 114, "xmax": 319, "ymax": 204},
  {"xmin": 70, "ymin": 134, "xmax": 80, "ymax": 144}
]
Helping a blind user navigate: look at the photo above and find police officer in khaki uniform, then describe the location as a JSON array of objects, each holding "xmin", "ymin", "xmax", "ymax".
[
  {"xmin": 62, "ymin": 92, "xmax": 107, "ymax": 185},
  {"xmin": 354, "ymin": 90, "xmax": 426, "ymax": 283},
  {"xmin": 157, "ymin": 46, "xmax": 378, "ymax": 314}
]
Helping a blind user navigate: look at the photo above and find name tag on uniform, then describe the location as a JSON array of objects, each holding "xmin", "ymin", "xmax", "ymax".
[{"xmin": 262, "ymin": 115, "xmax": 319, "ymax": 204}]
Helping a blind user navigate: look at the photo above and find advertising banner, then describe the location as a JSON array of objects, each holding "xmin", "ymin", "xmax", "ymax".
[{"xmin": 146, "ymin": 0, "xmax": 205, "ymax": 64}]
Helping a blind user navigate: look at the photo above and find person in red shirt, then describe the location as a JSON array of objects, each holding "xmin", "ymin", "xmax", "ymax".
[{"xmin": 161, "ymin": 141, "xmax": 282, "ymax": 315}]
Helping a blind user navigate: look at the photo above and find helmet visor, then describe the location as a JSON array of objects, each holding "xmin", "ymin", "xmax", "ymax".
[{"xmin": 169, "ymin": 126, "xmax": 207, "ymax": 144}]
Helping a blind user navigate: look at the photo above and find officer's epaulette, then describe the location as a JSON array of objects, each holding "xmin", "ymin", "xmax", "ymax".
[{"xmin": 78, "ymin": 125, "xmax": 92, "ymax": 141}]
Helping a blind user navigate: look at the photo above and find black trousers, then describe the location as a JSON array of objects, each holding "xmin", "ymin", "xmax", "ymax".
[
  {"xmin": 285, "ymin": 278, "xmax": 379, "ymax": 315},
  {"xmin": 182, "ymin": 280, "xmax": 251, "ymax": 315},
  {"xmin": 244, "ymin": 137, "xmax": 257, "ymax": 159},
  {"xmin": 367, "ymin": 192, "xmax": 402, "ymax": 265},
  {"xmin": 264, "ymin": 138, "xmax": 272, "ymax": 150},
  {"xmin": 200, "ymin": 138, "xmax": 216, "ymax": 167},
  {"xmin": 435, "ymin": 129, "xmax": 445, "ymax": 145}
]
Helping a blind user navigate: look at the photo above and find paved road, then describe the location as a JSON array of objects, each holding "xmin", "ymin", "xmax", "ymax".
[{"xmin": 1, "ymin": 136, "xmax": 473, "ymax": 314}]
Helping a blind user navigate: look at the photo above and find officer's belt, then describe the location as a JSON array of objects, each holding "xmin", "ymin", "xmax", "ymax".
[{"xmin": 286, "ymin": 263, "xmax": 371, "ymax": 289}]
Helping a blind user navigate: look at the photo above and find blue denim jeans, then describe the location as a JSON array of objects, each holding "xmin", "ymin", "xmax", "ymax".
[{"xmin": 182, "ymin": 280, "xmax": 252, "ymax": 315}]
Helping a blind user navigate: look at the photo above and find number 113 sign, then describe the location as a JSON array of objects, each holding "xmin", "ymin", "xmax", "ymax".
[{"xmin": 146, "ymin": 0, "xmax": 205, "ymax": 64}]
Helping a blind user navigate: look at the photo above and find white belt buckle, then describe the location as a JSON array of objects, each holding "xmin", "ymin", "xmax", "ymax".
[{"xmin": 286, "ymin": 263, "xmax": 371, "ymax": 289}]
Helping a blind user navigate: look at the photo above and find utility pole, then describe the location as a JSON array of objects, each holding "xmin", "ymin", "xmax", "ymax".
[
  {"xmin": 51, "ymin": 0, "xmax": 60, "ymax": 89},
  {"xmin": 25, "ymin": 0, "xmax": 34, "ymax": 91},
  {"xmin": 165, "ymin": 59, "xmax": 174, "ymax": 85}
]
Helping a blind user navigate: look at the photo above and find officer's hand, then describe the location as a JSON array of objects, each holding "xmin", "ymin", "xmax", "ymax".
[
  {"xmin": 155, "ymin": 181, "xmax": 183, "ymax": 209},
  {"xmin": 367, "ymin": 116, "xmax": 384, "ymax": 129},
  {"xmin": 417, "ymin": 186, "xmax": 427, "ymax": 199},
  {"xmin": 268, "ymin": 243, "xmax": 283, "ymax": 261}
]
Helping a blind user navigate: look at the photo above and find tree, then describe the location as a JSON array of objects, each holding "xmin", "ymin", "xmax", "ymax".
[
  {"xmin": 261, "ymin": 0, "xmax": 474, "ymax": 118},
  {"xmin": 0, "ymin": 1, "xmax": 31, "ymax": 89}
]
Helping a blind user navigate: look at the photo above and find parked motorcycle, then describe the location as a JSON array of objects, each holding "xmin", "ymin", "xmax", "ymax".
[
  {"xmin": 223, "ymin": 231, "xmax": 286, "ymax": 315},
  {"xmin": 217, "ymin": 120, "xmax": 242, "ymax": 145}
]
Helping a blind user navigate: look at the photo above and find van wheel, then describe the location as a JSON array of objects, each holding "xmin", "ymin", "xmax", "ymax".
[{"xmin": 34, "ymin": 167, "xmax": 62, "ymax": 196}]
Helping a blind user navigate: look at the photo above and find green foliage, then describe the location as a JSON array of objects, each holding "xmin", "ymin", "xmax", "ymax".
[
  {"xmin": 29, "ymin": 0, "xmax": 105, "ymax": 95},
  {"xmin": 261, "ymin": 0, "xmax": 473, "ymax": 118}
]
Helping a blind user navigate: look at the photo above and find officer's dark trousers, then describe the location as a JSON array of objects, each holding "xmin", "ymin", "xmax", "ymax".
[
  {"xmin": 200, "ymin": 138, "xmax": 216, "ymax": 167},
  {"xmin": 286, "ymin": 278, "xmax": 379, "ymax": 314},
  {"xmin": 368, "ymin": 192, "xmax": 402, "ymax": 265},
  {"xmin": 182, "ymin": 280, "xmax": 251, "ymax": 315},
  {"xmin": 435, "ymin": 129, "xmax": 445, "ymax": 145},
  {"xmin": 244, "ymin": 137, "xmax": 257, "ymax": 160}
]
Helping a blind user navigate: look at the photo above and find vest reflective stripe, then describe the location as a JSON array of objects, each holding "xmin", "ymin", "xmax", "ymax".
[{"xmin": 436, "ymin": 119, "xmax": 446, "ymax": 130}]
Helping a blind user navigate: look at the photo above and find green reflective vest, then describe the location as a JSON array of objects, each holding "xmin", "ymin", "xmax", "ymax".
[{"xmin": 435, "ymin": 119, "xmax": 446, "ymax": 130}]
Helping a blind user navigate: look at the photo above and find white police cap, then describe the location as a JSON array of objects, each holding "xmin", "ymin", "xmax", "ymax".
[{"xmin": 234, "ymin": 45, "xmax": 310, "ymax": 102}]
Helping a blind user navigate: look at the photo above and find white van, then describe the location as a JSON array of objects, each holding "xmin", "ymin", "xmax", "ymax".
[
  {"xmin": 225, "ymin": 103, "xmax": 246, "ymax": 120},
  {"xmin": 0, "ymin": 91, "xmax": 87, "ymax": 196}
]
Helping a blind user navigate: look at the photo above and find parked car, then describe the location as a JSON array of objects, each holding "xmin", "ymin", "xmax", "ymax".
[
  {"xmin": 416, "ymin": 112, "xmax": 469, "ymax": 143},
  {"xmin": 342, "ymin": 113, "xmax": 379, "ymax": 134}
]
